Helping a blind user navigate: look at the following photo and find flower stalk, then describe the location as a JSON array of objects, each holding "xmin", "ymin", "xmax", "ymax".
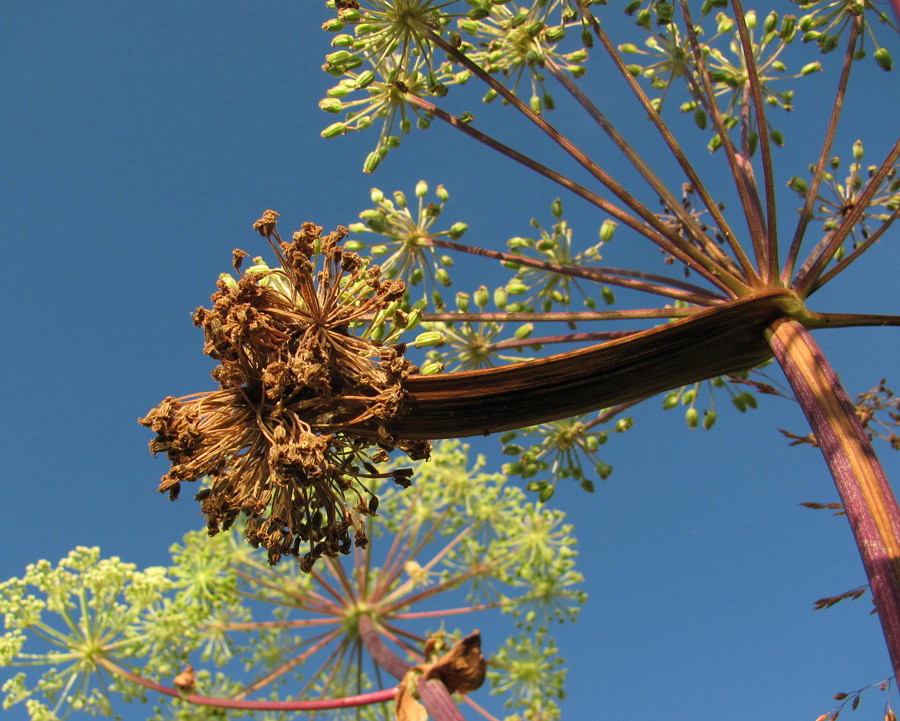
[{"xmin": 767, "ymin": 318, "xmax": 900, "ymax": 681}]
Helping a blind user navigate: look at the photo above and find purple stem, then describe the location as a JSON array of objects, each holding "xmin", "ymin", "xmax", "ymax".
[{"xmin": 767, "ymin": 319, "xmax": 900, "ymax": 680}]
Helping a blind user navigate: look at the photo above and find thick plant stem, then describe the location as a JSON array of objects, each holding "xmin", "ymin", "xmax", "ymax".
[
  {"xmin": 358, "ymin": 614, "xmax": 465, "ymax": 721},
  {"xmin": 767, "ymin": 318, "xmax": 900, "ymax": 680}
]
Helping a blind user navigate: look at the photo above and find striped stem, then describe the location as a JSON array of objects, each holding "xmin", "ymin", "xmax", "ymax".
[{"xmin": 767, "ymin": 318, "xmax": 900, "ymax": 680}]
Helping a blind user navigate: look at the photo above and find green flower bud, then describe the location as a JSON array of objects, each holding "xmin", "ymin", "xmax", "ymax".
[
  {"xmin": 455, "ymin": 292, "xmax": 470, "ymax": 312},
  {"xmin": 448, "ymin": 222, "xmax": 468, "ymax": 239},
  {"xmin": 493, "ymin": 286, "xmax": 507, "ymax": 309},
  {"xmin": 580, "ymin": 479, "xmax": 595, "ymax": 493},
  {"xmin": 702, "ymin": 410, "xmax": 717, "ymax": 430},
  {"xmin": 218, "ymin": 273, "xmax": 237, "ymax": 290},
  {"xmin": 787, "ymin": 176, "xmax": 808, "ymax": 195},
  {"xmin": 663, "ymin": 391, "xmax": 680, "ymax": 409},
  {"xmin": 551, "ymin": 198, "xmax": 563, "ymax": 218},
  {"xmin": 409, "ymin": 268, "xmax": 423, "ymax": 285},
  {"xmin": 440, "ymin": 255, "xmax": 453, "ymax": 267},
  {"xmin": 473, "ymin": 285, "xmax": 489, "ymax": 309},
  {"xmin": 526, "ymin": 21, "xmax": 544, "ymax": 37},
  {"xmin": 618, "ymin": 43, "xmax": 639, "ymax": 54},
  {"xmin": 529, "ymin": 95, "xmax": 542, "ymax": 114},
  {"xmin": 370, "ymin": 244, "xmax": 388, "ymax": 255},
  {"xmin": 415, "ymin": 180, "xmax": 428, "ymax": 198},
  {"xmin": 502, "ymin": 444, "xmax": 523, "ymax": 455},
  {"xmin": 763, "ymin": 11, "xmax": 777, "ymax": 33},
  {"xmin": 370, "ymin": 187, "xmax": 384, "ymax": 203},
  {"xmin": 435, "ymin": 268, "xmax": 452, "ymax": 286},
  {"xmin": 506, "ymin": 279, "xmax": 528, "ymax": 295},
  {"xmin": 595, "ymin": 462, "xmax": 612, "ymax": 480},
  {"xmin": 435, "ymin": 184, "xmax": 449, "ymax": 201},
  {"xmin": 321, "ymin": 121, "xmax": 348, "ymax": 138},
  {"xmin": 322, "ymin": 19, "xmax": 344, "ymax": 32},
  {"xmin": 326, "ymin": 83, "xmax": 351, "ymax": 98},
  {"xmin": 347, "ymin": 223, "xmax": 367, "ymax": 234},
  {"xmin": 404, "ymin": 307, "xmax": 423, "ymax": 330},
  {"xmin": 363, "ymin": 149, "xmax": 383, "ymax": 173},
  {"xmin": 716, "ymin": 13, "xmax": 734, "ymax": 33},
  {"xmin": 681, "ymin": 388, "xmax": 696, "ymax": 405},
  {"xmin": 779, "ymin": 15, "xmax": 795, "ymax": 41},
  {"xmin": 355, "ymin": 70, "xmax": 375, "ymax": 88},
  {"xmin": 545, "ymin": 25, "xmax": 565, "ymax": 42},
  {"xmin": 318, "ymin": 97, "xmax": 343, "ymax": 113},
  {"xmin": 393, "ymin": 190, "xmax": 407, "ymax": 208},
  {"xmin": 601, "ymin": 286, "xmax": 615, "ymax": 305},
  {"xmin": 800, "ymin": 61, "xmax": 821, "ymax": 75},
  {"xmin": 875, "ymin": 47, "xmax": 892, "ymax": 72},
  {"xmin": 597, "ymin": 219, "xmax": 616, "ymax": 242},
  {"xmin": 414, "ymin": 331, "xmax": 445, "ymax": 348},
  {"xmin": 770, "ymin": 60, "xmax": 786, "ymax": 73},
  {"xmin": 615, "ymin": 417, "xmax": 634, "ymax": 432},
  {"xmin": 343, "ymin": 239, "xmax": 364, "ymax": 251},
  {"xmin": 330, "ymin": 34, "xmax": 354, "ymax": 47},
  {"xmin": 420, "ymin": 360, "xmax": 445, "ymax": 375},
  {"xmin": 514, "ymin": 323, "xmax": 533, "ymax": 340},
  {"xmin": 337, "ymin": 7, "xmax": 360, "ymax": 22},
  {"xmin": 685, "ymin": 407, "xmax": 699, "ymax": 428},
  {"xmin": 744, "ymin": 9, "xmax": 756, "ymax": 29},
  {"xmin": 770, "ymin": 129, "xmax": 784, "ymax": 147},
  {"xmin": 458, "ymin": 19, "xmax": 479, "ymax": 35}
]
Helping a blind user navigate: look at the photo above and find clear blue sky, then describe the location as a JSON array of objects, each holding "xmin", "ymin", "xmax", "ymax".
[{"xmin": 2, "ymin": 3, "xmax": 898, "ymax": 720}]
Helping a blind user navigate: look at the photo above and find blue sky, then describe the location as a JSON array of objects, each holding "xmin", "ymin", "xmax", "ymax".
[{"xmin": 2, "ymin": 2, "xmax": 899, "ymax": 720}]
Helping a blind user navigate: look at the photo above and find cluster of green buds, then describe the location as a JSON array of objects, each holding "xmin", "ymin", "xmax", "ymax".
[
  {"xmin": 345, "ymin": 180, "xmax": 467, "ymax": 300},
  {"xmin": 457, "ymin": 2, "xmax": 590, "ymax": 113},
  {"xmin": 794, "ymin": 0, "xmax": 895, "ymax": 68},
  {"xmin": 662, "ymin": 373, "xmax": 760, "ymax": 430},
  {"xmin": 419, "ymin": 283, "xmax": 542, "ymax": 370},
  {"xmin": 787, "ymin": 140, "xmax": 900, "ymax": 255},
  {"xmin": 320, "ymin": 1, "xmax": 470, "ymax": 168},
  {"xmin": 503, "ymin": 198, "xmax": 613, "ymax": 312},
  {"xmin": 500, "ymin": 414, "xmax": 633, "ymax": 499},
  {"xmin": 620, "ymin": 7, "xmax": 815, "ymax": 151}
]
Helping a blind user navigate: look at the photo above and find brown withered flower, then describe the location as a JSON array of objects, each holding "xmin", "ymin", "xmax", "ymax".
[{"xmin": 141, "ymin": 213, "xmax": 429, "ymax": 571}]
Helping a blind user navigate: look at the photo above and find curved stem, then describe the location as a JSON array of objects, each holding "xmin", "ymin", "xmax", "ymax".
[
  {"xmin": 95, "ymin": 656, "xmax": 397, "ymax": 711},
  {"xmin": 373, "ymin": 290, "xmax": 796, "ymax": 439},
  {"xmin": 766, "ymin": 319, "xmax": 900, "ymax": 682}
]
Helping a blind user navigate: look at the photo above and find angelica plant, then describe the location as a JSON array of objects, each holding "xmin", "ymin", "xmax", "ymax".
[{"xmin": 312, "ymin": 0, "xmax": 900, "ymax": 697}]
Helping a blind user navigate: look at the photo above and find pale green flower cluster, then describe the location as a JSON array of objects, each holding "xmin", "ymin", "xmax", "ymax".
[{"xmin": 1, "ymin": 442, "xmax": 584, "ymax": 721}]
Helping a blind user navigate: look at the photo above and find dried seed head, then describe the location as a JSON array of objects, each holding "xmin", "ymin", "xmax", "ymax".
[{"xmin": 141, "ymin": 216, "xmax": 430, "ymax": 571}]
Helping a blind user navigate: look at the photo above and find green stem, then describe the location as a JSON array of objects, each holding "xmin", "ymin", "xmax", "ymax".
[{"xmin": 766, "ymin": 319, "xmax": 900, "ymax": 681}]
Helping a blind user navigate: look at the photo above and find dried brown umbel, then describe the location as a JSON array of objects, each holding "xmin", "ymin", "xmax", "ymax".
[{"xmin": 141, "ymin": 213, "xmax": 430, "ymax": 570}]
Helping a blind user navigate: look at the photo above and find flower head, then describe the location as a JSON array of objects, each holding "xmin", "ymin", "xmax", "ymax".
[{"xmin": 141, "ymin": 215, "xmax": 430, "ymax": 571}]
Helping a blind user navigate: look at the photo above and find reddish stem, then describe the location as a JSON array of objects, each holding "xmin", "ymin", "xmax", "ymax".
[
  {"xmin": 767, "ymin": 319, "xmax": 900, "ymax": 680},
  {"xmin": 95, "ymin": 656, "xmax": 397, "ymax": 711}
]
